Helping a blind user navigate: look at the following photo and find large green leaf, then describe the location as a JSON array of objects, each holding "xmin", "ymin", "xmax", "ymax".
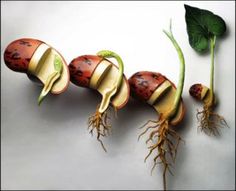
[{"xmin": 184, "ymin": 4, "xmax": 226, "ymax": 52}]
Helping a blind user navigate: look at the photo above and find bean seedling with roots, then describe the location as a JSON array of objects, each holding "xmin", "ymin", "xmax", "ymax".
[
  {"xmin": 129, "ymin": 21, "xmax": 185, "ymax": 191},
  {"xmin": 185, "ymin": 4, "xmax": 228, "ymax": 135},
  {"xmin": 69, "ymin": 50, "xmax": 129, "ymax": 152}
]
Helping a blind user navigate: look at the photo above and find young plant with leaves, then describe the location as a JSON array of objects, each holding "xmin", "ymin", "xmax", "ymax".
[
  {"xmin": 185, "ymin": 4, "xmax": 228, "ymax": 135},
  {"xmin": 129, "ymin": 21, "xmax": 185, "ymax": 191}
]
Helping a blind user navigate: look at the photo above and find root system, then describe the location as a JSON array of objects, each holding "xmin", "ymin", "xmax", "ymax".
[
  {"xmin": 197, "ymin": 103, "xmax": 228, "ymax": 136},
  {"xmin": 139, "ymin": 116, "xmax": 184, "ymax": 191},
  {"xmin": 88, "ymin": 105, "xmax": 117, "ymax": 152}
]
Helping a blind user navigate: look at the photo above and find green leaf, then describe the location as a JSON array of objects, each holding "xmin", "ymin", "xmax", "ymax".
[
  {"xmin": 54, "ymin": 55, "xmax": 63, "ymax": 73},
  {"xmin": 184, "ymin": 4, "xmax": 226, "ymax": 52}
]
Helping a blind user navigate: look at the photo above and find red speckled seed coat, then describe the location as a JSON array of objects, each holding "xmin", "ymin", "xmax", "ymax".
[
  {"xmin": 128, "ymin": 71, "xmax": 167, "ymax": 101},
  {"xmin": 69, "ymin": 55, "xmax": 103, "ymax": 87},
  {"xmin": 4, "ymin": 38, "xmax": 43, "ymax": 73},
  {"xmin": 189, "ymin": 84, "xmax": 203, "ymax": 100}
]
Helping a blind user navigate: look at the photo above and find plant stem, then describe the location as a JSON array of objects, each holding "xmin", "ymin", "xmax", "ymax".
[
  {"xmin": 97, "ymin": 50, "xmax": 124, "ymax": 90},
  {"xmin": 163, "ymin": 21, "xmax": 185, "ymax": 119},
  {"xmin": 96, "ymin": 50, "xmax": 124, "ymax": 113},
  {"xmin": 209, "ymin": 36, "xmax": 216, "ymax": 104}
]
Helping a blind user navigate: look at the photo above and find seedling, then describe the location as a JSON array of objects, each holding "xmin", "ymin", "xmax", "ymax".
[
  {"xmin": 185, "ymin": 4, "xmax": 228, "ymax": 135},
  {"xmin": 129, "ymin": 21, "xmax": 185, "ymax": 191},
  {"xmin": 69, "ymin": 50, "xmax": 129, "ymax": 152}
]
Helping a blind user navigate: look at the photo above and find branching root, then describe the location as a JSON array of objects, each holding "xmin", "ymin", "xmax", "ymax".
[
  {"xmin": 197, "ymin": 104, "xmax": 228, "ymax": 136},
  {"xmin": 139, "ymin": 116, "xmax": 184, "ymax": 191},
  {"xmin": 88, "ymin": 105, "xmax": 115, "ymax": 152}
]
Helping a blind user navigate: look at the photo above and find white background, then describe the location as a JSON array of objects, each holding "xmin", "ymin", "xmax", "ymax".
[{"xmin": 1, "ymin": 1, "xmax": 235, "ymax": 190}]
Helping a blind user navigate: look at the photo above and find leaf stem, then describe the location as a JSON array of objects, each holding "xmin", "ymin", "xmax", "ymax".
[
  {"xmin": 209, "ymin": 36, "xmax": 216, "ymax": 105},
  {"xmin": 163, "ymin": 21, "xmax": 185, "ymax": 119}
]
